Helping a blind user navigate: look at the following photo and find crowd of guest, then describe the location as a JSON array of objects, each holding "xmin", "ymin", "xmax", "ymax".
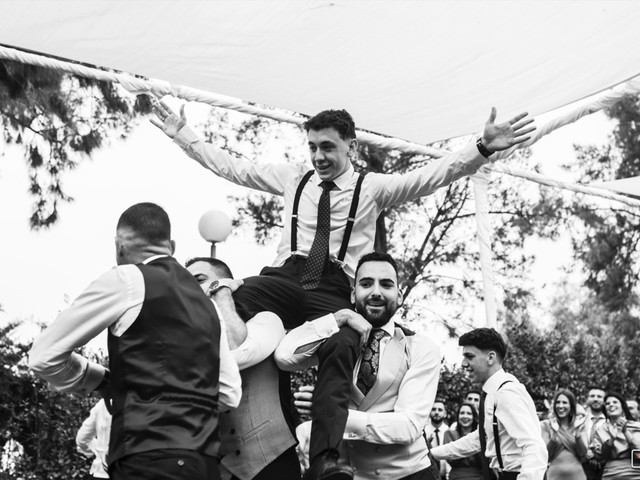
[{"xmin": 427, "ymin": 386, "xmax": 640, "ymax": 480}]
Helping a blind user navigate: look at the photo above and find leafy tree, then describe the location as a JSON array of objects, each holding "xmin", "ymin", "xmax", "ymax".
[
  {"xmin": 0, "ymin": 59, "xmax": 151, "ymax": 228},
  {"xmin": 0, "ymin": 323, "xmax": 101, "ymax": 479}
]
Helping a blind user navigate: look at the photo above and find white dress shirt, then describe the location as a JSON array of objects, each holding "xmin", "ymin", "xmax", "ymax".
[
  {"xmin": 431, "ymin": 369, "xmax": 547, "ymax": 480},
  {"xmin": 76, "ymin": 399, "xmax": 111, "ymax": 479},
  {"xmin": 274, "ymin": 314, "xmax": 441, "ymax": 445},
  {"xmin": 175, "ymin": 127, "xmax": 487, "ymax": 282},
  {"xmin": 227, "ymin": 311, "xmax": 284, "ymax": 370},
  {"xmin": 29, "ymin": 255, "xmax": 242, "ymax": 408}
]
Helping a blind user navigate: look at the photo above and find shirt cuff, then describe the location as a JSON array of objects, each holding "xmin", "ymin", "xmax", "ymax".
[
  {"xmin": 173, "ymin": 125, "xmax": 200, "ymax": 147},
  {"xmin": 310, "ymin": 313, "xmax": 340, "ymax": 337},
  {"xmin": 344, "ymin": 410, "xmax": 369, "ymax": 441}
]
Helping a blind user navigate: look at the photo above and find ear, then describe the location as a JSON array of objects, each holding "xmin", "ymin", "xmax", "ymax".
[
  {"xmin": 349, "ymin": 138, "xmax": 358, "ymax": 155},
  {"xmin": 169, "ymin": 239, "xmax": 176, "ymax": 255},
  {"xmin": 397, "ymin": 287, "xmax": 404, "ymax": 306},
  {"xmin": 350, "ymin": 286, "xmax": 356, "ymax": 305},
  {"xmin": 487, "ymin": 351, "xmax": 496, "ymax": 366}
]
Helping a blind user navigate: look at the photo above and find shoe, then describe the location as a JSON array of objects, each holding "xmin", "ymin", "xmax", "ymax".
[{"xmin": 303, "ymin": 450, "xmax": 354, "ymax": 480}]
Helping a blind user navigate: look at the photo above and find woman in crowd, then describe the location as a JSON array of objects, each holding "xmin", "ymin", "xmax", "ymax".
[
  {"xmin": 589, "ymin": 391, "xmax": 640, "ymax": 479},
  {"xmin": 540, "ymin": 389, "xmax": 587, "ymax": 480},
  {"xmin": 442, "ymin": 402, "xmax": 483, "ymax": 480}
]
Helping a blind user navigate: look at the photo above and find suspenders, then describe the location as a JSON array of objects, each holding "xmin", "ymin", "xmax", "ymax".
[
  {"xmin": 290, "ymin": 170, "xmax": 365, "ymax": 265},
  {"xmin": 493, "ymin": 380, "xmax": 513, "ymax": 472}
]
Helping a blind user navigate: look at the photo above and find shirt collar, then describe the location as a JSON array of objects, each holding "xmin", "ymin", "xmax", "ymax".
[
  {"xmin": 482, "ymin": 368, "xmax": 510, "ymax": 394},
  {"xmin": 379, "ymin": 319, "xmax": 396, "ymax": 338},
  {"xmin": 142, "ymin": 254, "xmax": 170, "ymax": 264},
  {"xmin": 313, "ymin": 164, "xmax": 355, "ymax": 190}
]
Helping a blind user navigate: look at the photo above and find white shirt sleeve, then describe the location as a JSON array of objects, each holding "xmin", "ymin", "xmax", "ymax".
[
  {"xmin": 368, "ymin": 142, "xmax": 487, "ymax": 210},
  {"xmin": 231, "ymin": 312, "xmax": 285, "ymax": 370},
  {"xmin": 174, "ymin": 126, "xmax": 298, "ymax": 195},
  {"xmin": 76, "ymin": 402, "xmax": 99, "ymax": 456},
  {"xmin": 217, "ymin": 325, "xmax": 242, "ymax": 409},
  {"xmin": 496, "ymin": 385, "xmax": 548, "ymax": 480},
  {"xmin": 431, "ymin": 429, "xmax": 482, "ymax": 461},
  {"xmin": 28, "ymin": 265, "xmax": 143, "ymax": 395},
  {"xmin": 343, "ymin": 335, "xmax": 441, "ymax": 444},
  {"xmin": 273, "ymin": 314, "xmax": 339, "ymax": 371}
]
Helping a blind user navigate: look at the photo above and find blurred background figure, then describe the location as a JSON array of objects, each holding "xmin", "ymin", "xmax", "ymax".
[
  {"xmin": 625, "ymin": 398, "xmax": 639, "ymax": 421},
  {"xmin": 442, "ymin": 402, "xmax": 483, "ymax": 480},
  {"xmin": 76, "ymin": 398, "xmax": 111, "ymax": 480},
  {"xmin": 539, "ymin": 389, "xmax": 587, "ymax": 480},
  {"xmin": 588, "ymin": 392, "xmax": 640, "ymax": 479}
]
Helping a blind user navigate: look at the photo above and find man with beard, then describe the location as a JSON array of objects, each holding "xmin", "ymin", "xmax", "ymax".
[
  {"xmin": 425, "ymin": 399, "xmax": 449, "ymax": 448},
  {"xmin": 152, "ymin": 102, "xmax": 534, "ymax": 480},
  {"xmin": 275, "ymin": 252, "xmax": 441, "ymax": 479},
  {"xmin": 583, "ymin": 386, "xmax": 606, "ymax": 480}
]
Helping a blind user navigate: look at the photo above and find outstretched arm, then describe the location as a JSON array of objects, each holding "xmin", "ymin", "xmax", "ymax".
[
  {"xmin": 150, "ymin": 99, "xmax": 187, "ymax": 139},
  {"xmin": 480, "ymin": 107, "xmax": 535, "ymax": 154}
]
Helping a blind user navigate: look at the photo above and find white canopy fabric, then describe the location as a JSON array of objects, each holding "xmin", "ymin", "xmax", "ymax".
[
  {"xmin": 2, "ymin": 0, "xmax": 640, "ymax": 145},
  {"xmin": 594, "ymin": 176, "xmax": 640, "ymax": 198}
]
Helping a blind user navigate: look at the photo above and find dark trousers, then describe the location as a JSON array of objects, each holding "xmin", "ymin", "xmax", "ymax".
[
  {"xmin": 233, "ymin": 256, "xmax": 355, "ymax": 462},
  {"xmin": 399, "ymin": 466, "xmax": 439, "ymax": 480},
  {"xmin": 230, "ymin": 446, "xmax": 300, "ymax": 480},
  {"xmin": 110, "ymin": 449, "xmax": 219, "ymax": 480},
  {"xmin": 498, "ymin": 472, "xmax": 519, "ymax": 480}
]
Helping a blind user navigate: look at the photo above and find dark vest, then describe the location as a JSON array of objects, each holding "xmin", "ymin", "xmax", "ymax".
[{"xmin": 107, "ymin": 256, "xmax": 221, "ymax": 464}]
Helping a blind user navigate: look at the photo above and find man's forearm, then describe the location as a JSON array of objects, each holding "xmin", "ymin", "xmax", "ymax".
[{"xmin": 211, "ymin": 289, "xmax": 247, "ymax": 350}]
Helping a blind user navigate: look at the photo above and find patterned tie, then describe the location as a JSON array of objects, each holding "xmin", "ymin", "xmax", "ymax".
[
  {"xmin": 478, "ymin": 391, "xmax": 493, "ymax": 479},
  {"xmin": 356, "ymin": 329, "xmax": 386, "ymax": 396},
  {"xmin": 300, "ymin": 180, "xmax": 335, "ymax": 290}
]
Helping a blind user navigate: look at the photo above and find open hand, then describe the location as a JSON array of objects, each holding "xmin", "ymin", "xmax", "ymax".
[
  {"xmin": 481, "ymin": 107, "xmax": 535, "ymax": 152},
  {"xmin": 150, "ymin": 99, "xmax": 187, "ymax": 139}
]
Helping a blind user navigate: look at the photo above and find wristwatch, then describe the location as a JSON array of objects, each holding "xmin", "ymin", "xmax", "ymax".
[
  {"xmin": 207, "ymin": 280, "xmax": 232, "ymax": 296},
  {"xmin": 476, "ymin": 137, "xmax": 494, "ymax": 158}
]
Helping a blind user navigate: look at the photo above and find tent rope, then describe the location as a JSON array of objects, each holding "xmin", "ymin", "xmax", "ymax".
[{"xmin": 1, "ymin": 44, "xmax": 639, "ymax": 206}]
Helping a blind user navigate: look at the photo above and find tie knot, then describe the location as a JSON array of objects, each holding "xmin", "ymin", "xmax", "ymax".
[
  {"xmin": 368, "ymin": 329, "xmax": 386, "ymax": 343},
  {"xmin": 320, "ymin": 180, "xmax": 336, "ymax": 192}
]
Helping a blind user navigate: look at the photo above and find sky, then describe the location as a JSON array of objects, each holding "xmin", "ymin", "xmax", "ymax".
[{"xmin": 0, "ymin": 102, "xmax": 617, "ymax": 359}]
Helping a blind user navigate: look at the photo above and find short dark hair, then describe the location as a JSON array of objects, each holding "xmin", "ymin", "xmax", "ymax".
[
  {"xmin": 433, "ymin": 398, "xmax": 447, "ymax": 408},
  {"xmin": 587, "ymin": 385, "xmax": 606, "ymax": 394},
  {"xmin": 304, "ymin": 109, "xmax": 356, "ymax": 140},
  {"xmin": 184, "ymin": 257, "xmax": 234, "ymax": 279},
  {"xmin": 117, "ymin": 202, "xmax": 170, "ymax": 245},
  {"xmin": 465, "ymin": 388, "xmax": 482, "ymax": 398},
  {"xmin": 355, "ymin": 252, "xmax": 398, "ymax": 279},
  {"xmin": 604, "ymin": 391, "xmax": 632, "ymax": 420},
  {"xmin": 458, "ymin": 328, "xmax": 507, "ymax": 361}
]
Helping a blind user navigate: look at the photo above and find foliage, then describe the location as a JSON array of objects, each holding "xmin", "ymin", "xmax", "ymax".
[
  {"xmin": 0, "ymin": 59, "xmax": 151, "ymax": 228},
  {"xmin": 0, "ymin": 324, "xmax": 99, "ymax": 479}
]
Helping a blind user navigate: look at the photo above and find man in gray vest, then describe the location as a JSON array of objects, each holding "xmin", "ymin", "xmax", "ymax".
[
  {"xmin": 152, "ymin": 102, "xmax": 536, "ymax": 480},
  {"xmin": 186, "ymin": 256, "xmax": 300, "ymax": 480},
  {"xmin": 275, "ymin": 252, "xmax": 442, "ymax": 479},
  {"xmin": 29, "ymin": 202, "xmax": 242, "ymax": 480}
]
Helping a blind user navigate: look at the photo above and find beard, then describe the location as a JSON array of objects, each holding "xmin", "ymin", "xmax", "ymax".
[{"xmin": 355, "ymin": 297, "xmax": 397, "ymax": 328}]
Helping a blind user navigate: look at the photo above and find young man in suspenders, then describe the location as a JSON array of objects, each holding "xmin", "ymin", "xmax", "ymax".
[
  {"xmin": 152, "ymin": 104, "xmax": 534, "ymax": 480},
  {"xmin": 430, "ymin": 328, "xmax": 547, "ymax": 480}
]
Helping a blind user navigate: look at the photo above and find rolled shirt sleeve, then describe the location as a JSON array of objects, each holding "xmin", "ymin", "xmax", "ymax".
[
  {"xmin": 231, "ymin": 312, "xmax": 285, "ymax": 370},
  {"xmin": 28, "ymin": 265, "xmax": 143, "ymax": 395},
  {"xmin": 273, "ymin": 314, "xmax": 339, "ymax": 372},
  {"xmin": 217, "ymin": 325, "xmax": 242, "ymax": 409}
]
